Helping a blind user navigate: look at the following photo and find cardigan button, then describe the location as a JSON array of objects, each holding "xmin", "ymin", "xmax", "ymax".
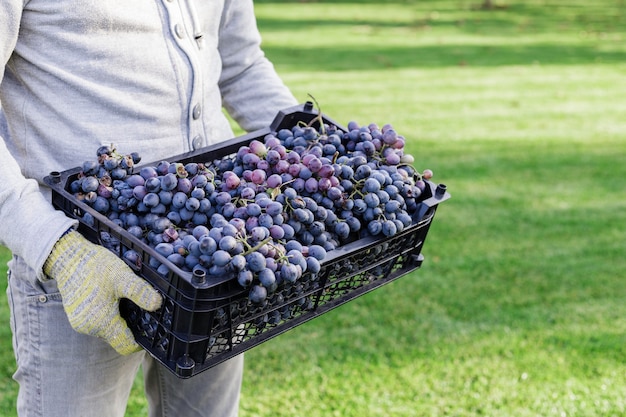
[
  {"xmin": 192, "ymin": 135, "xmax": 203, "ymax": 150},
  {"xmin": 175, "ymin": 24, "xmax": 185, "ymax": 39},
  {"xmin": 192, "ymin": 104, "xmax": 202, "ymax": 120}
]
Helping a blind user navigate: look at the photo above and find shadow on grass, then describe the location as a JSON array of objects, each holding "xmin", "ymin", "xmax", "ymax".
[
  {"xmin": 264, "ymin": 43, "xmax": 626, "ymax": 70},
  {"xmin": 256, "ymin": 1, "xmax": 626, "ymax": 70},
  {"xmin": 256, "ymin": 1, "xmax": 626, "ymax": 33}
]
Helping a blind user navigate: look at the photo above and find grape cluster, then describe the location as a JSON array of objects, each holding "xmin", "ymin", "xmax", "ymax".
[{"xmin": 70, "ymin": 119, "xmax": 432, "ymax": 304}]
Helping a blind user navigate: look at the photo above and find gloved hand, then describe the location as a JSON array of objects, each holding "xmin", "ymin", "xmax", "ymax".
[{"xmin": 43, "ymin": 230, "xmax": 163, "ymax": 355}]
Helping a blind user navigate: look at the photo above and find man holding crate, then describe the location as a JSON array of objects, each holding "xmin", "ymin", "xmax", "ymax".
[{"xmin": 0, "ymin": 1, "xmax": 297, "ymax": 416}]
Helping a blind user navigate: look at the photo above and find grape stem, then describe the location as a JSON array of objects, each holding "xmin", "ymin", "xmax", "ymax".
[
  {"xmin": 306, "ymin": 94, "xmax": 326, "ymax": 136},
  {"xmin": 267, "ymin": 241, "xmax": 287, "ymax": 259},
  {"xmin": 241, "ymin": 236, "xmax": 272, "ymax": 257}
]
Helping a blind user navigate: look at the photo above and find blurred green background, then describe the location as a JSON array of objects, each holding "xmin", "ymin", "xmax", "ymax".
[{"xmin": 2, "ymin": 1, "xmax": 625, "ymax": 416}]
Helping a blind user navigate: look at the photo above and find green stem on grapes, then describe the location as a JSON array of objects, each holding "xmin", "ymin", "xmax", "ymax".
[
  {"xmin": 348, "ymin": 186, "xmax": 365, "ymax": 199},
  {"xmin": 241, "ymin": 236, "xmax": 272, "ymax": 257},
  {"xmin": 233, "ymin": 197, "xmax": 254, "ymax": 207},
  {"xmin": 237, "ymin": 236, "xmax": 253, "ymax": 252},
  {"xmin": 280, "ymin": 177, "xmax": 296, "ymax": 188},
  {"xmin": 267, "ymin": 241, "xmax": 286, "ymax": 259},
  {"xmin": 306, "ymin": 94, "xmax": 326, "ymax": 136}
]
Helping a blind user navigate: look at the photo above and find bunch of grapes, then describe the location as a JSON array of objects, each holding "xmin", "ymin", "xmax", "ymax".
[{"xmin": 70, "ymin": 119, "xmax": 433, "ymax": 304}]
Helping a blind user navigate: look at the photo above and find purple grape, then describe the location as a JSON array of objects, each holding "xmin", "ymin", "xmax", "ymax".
[
  {"xmin": 221, "ymin": 223, "xmax": 239, "ymax": 237},
  {"xmin": 215, "ymin": 191, "xmax": 232, "ymax": 205},
  {"xmin": 190, "ymin": 187, "xmax": 205, "ymax": 200},
  {"xmin": 249, "ymin": 285, "xmax": 267, "ymax": 304},
  {"xmin": 269, "ymin": 225, "xmax": 285, "ymax": 239},
  {"xmin": 229, "ymin": 218, "xmax": 246, "ymax": 234},
  {"xmin": 92, "ymin": 196, "xmax": 110, "ymax": 213},
  {"xmin": 280, "ymin": 263, "xmax": 300, "ymax": 284},
  {"xmin": 385, "ymin": 152, "xmax": 401, "ymax": 165},
  {"xmin": 364, "ymin": 193, "xmax": 380, "ymax": 208},
  {"xmin": 367, "ymin": 220, "xmax": 383, "ymax": 235},
  {"xmin": 249, "ymin": 226, "xmax": 269, "ymax": 241},
  {"xmin": 177, "ymin": 178, "xmax": 193, "ymax": 194},
  {"xmin": 240, "ymin": 186, "xmax": 256, "ymax": 200},
  {"xmin": 171, "ymin": 192, "xmax": 187, "ymax": 209},
  {"xmin": 221, "ymin": 171, "xmax": 240, "ymax": 189},
  {"xmin": 191, "ymin": 174, "xmax": 208, "ymax": 189},
  {"xmin": 126, "ymin": 174, "xmax": 145, "ymax": 188},
  {"xmin": 274, "ymin": 160, "xmax": 290, "ymax": 174},
  {"xmin": 363, "ymin": 178, "xmax": 381, "ymax": 193},
  {"xmin": 334, "ymin": 222, "xmax": 350, "ymax": 239},
  {"xmin": 248, "ymin": 140, "xmax": 267, "ymax": 157},
  {"xmin": 155, "ymin": 160, "xmax": 170, "ymax": 175},
  {"xmin": 199, "ymin": 236, "xmax": 217, "ymax": 255},
  {"xmin": 304, "ymin": 178, "xmax": 318, "ymax": 193},
  {"xmin": 258, "ymin": 268, "xmax": 277, "ymax": 291},
  {"xmin": 230, "ymin": 254, "xmax": 246, "ymax": 271},
  {"xmin": 82, "ymin": 160, "xmax": 99, "ymax": 176},
  {"xmin": 238, "ymin": 270, "xmax": 254, "ymax": 287},
  {"xmin": 306, "ymin": 257, "xmax": 321, "ymax": 275},
  {"xmin": 143, "ymin": 193, "xmax": 160, "ymax": 208},
  {"xmin": 166, "ymin": 211, "xmax": 181, "ymax": 225},
  {"xmin": 159, "ymin": 190, "xmax": 174, "ymax": 206},
  {"xmin": 152, "ymin": 217, "xmax": 172, "ymax": 233},
  {"xmin": 346, "ymin": 216, "xmax": 361, "ymax": 232},
  {"xmin": 155, "ymin": 242, "xmax": 174, "ymax": 257},
  {"xmin": 246, "ymin": 252, "xmax": 266, "ymax": 272},
  {"xmin": 139, "ymin": 166, "xmax": 158, "ymax": 180},
  {"xmin": 287, "ymin": 250, "xmax": 307, "ymax": 272},
  {"xmin": 123, "ymin": 249, "xmax": 141, "ymax": 268},
  {"xmin": 256, "ymin": 159, "xmax": 270, "ymax": 171},
  {"xmin": 251, "ymin": 169, "xmax": 266, "ymax": 185},
  {"xmin": 376, "ymin": 190, "xmax": 390, "ymax": 204},
  {"xmin": 318, "ymin": 177, "xmax": 332, "ymax": 192},
  {"xmin": 132, "ymin": 185, "xmax": 148, "ymax": 201},
  {"xmin": 258, "ymin": 214, "xmax": 274, "ymax": 228},
  {"xmin": 266, "ymin": 174, "xmax": 282, "ymax": 189},
  {"xmin": 308, "ymin": 157, "xmax": 323, "ymax": 173},
  {"xmin": 81, "ymin": 177, "xmax": 100, "ymax": 193},
  {"xmin": 218, "ymin": 236, "xmax": 237, "ymax": 252},
  {"xmin": 246, "ymin": 203, "xmax": 262, "ymax": 217},
  {"xmin": 212, "ymin": 250, "xmax": 231, "ymax": 267},
  {"xmin": 265, "ymin": 201, "xmax": 283, "ymax": 216},
  {"xmin": 307, "ymin": 245, "xmax": 327, "ymax": 261},
  {"xmin": 299, "ymin": 166, "xmax": 313, "ymax": 180},
  {"xmin": 265, "ymin": 149, "xmax": 281, "ymax": 165},
  {"xmin": 96, "ymin": 183, "xmax": 113, "ymax": 199},
  {"xmin": 221, "ymin": 202, "xmax": 236, "ymax": 218},
  {"xmin": 382, "ymin": 220, "xmax": 397, "ymax": 237},
  {"xmin": 281, "ymin": 223, "xmax": 295, "ymax": 240},
  {"xmin": 185, "ymin": 197, "xmax": 200, "ymax": 212}
]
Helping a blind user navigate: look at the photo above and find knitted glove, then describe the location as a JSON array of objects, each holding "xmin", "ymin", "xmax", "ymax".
[{"xmin": 43, "ymin": 230, "xmax": 162, "ymax": 355}]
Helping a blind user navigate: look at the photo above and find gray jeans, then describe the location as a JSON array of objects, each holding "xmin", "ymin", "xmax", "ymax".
[{"xmin": 6, "ymin": 256, "xmax": 243, "ymax": 417}]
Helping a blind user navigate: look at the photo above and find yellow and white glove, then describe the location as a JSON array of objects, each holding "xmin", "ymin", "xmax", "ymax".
[{"xmin": 43, "ymin": 230, "xmax": 162, "ymax": 355}]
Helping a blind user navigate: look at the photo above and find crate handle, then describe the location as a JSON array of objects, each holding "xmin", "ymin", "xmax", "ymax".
[{"xmin": 48, "ymin": 171, "xmax": 62, "ymax": 184}]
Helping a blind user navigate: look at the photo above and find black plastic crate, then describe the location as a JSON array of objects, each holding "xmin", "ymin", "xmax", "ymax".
[{"xmin": 45, "ymin": 103, "xmax": 450, "ymax": 378}]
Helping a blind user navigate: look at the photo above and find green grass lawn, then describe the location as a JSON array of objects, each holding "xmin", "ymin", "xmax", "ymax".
[{"xmin": 2, "ymin": 1, "xmax": 626, "ymax": 416}]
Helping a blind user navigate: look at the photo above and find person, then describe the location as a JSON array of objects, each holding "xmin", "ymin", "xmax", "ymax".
[{"xmin": 0, "ymin": 1, "xmax": 298, "ymax": 416}]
